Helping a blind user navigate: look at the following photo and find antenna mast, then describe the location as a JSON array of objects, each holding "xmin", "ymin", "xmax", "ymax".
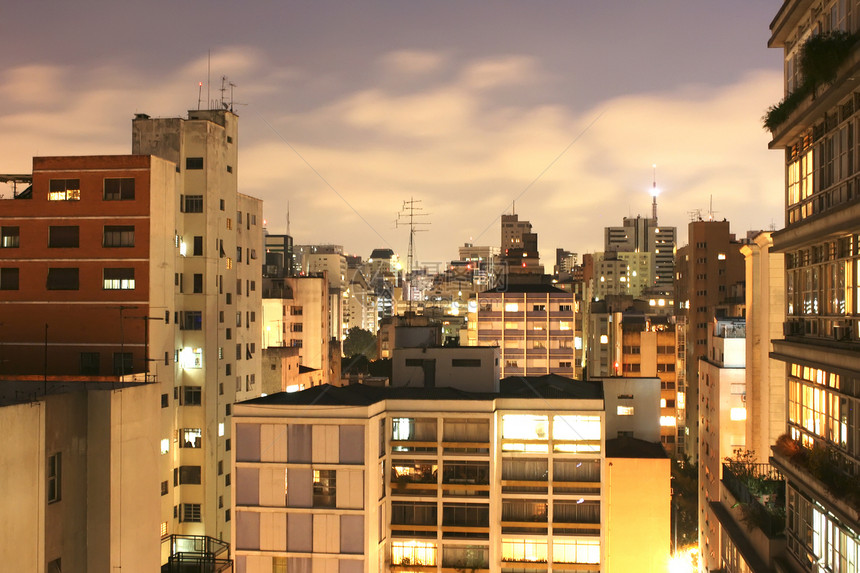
[
  {"xmin": 651, "ymin": 164, "xmax": 658, "ymax": 221},
  {"xmin": 396, "ymin": 198, "xmax": 430, "ymax": 313}
]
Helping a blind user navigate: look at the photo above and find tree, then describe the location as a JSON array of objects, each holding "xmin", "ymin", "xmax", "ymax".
[{"xmin": 343, "ymin": 327, "xmax": 378, "ymax": 360}]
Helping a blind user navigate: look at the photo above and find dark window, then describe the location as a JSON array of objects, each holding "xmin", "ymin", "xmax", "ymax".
[
  {"xmin": 220, "ymin": 199, "xmax": 225, "ymax": 211},
  {"xmin": 225, "ymin": 404, "xmax": 231, "ymax": 416},
  {"xmin": 236, "ymin": 247, "xmax": 242, "ymax": 262},
  {"xmin": 193, "ymin": 273, "xmax": 203, "ymax": 293},
  {"xmin": 1, "ymin": 226, "xmax": 19, "ymax": 248},
  {"xmin": 161, "ymin": 394, "xmax": 169, "ymax": 408},
  {"xmin": 48, "ymin": 226, "xmax": 79, "ymax": 248},
  {"xmin": 48, "ymin": 179, "xmax": 80, "ymax": 201},
  {"xmin": 103, "ymin": 268, "xmax": 135, "ymax": 290},
  {"xmin": 183, "ymin": 195, "xmax": 203, "ymax": 212},
  {"xmin": 47, "ymin": 453, "xmax": 61, "ymax": 503},
  {"xmin": 103, "ymin": 225, "xmax": 135, "ymax": 247},
  {"xmin": 178, "ymin": 465, "xmax": 202, "ymax": 484},
  {"xmin": 193, "ymin": 236, "xmax": 203, "ymax": 256},
  {"xmin": 227, "ymin": 165, "xmax": 233, "ymax": 173},
  {"xmin": 225, "ymin": 363, "xmax": 232, "ymax": 375},
  {"xmin": 225, "ymin": 509, "xmax": 231, "ymax": 522},
  {"xmin": 180, "ymin": 311, "xmax": 202, "ymax": 330},
  {"xmin": 225, "ymin": 473, "xmax": 231, "ymax": 486},
  {"xmin": 186, "ymin": 157, "xmax": 204, "ymax": 170},
  {"xmin": 452, "ymin": 358, "xmax": 481, "ymax": 367},
  {"xmin": 405, "ymin": 359, "xmax": 423, "ymax": 367},
  {"xmin": 182, "ymin": 386, "xmax": 202, "ymax": 406},
  {"xmin": 46, "ymin": 268, "xmax": 79, "ymax": 290},
  {"xmin": 291, "ymin": 323, "xmax": 303, "ymax": 332},
  {"xmin": 80, "ymin": 352, "xmax": 100, "ymax": 375},
  {"xmin": 180, "ymin": 503, "xmax": 201, "ymax": 522},
  {"xmin": 103, "ymin": 178, "xmax": 135, "ymax": 200},
  {"xmin": 113, "ymin": 352, "xmax": 133, "ymax": 376},
  {"xmin": 161, "ymin": 481, "xmax": 168, "ymax": 496},
  {"xmin": 0, "ymin": 268, "xmax": 19, "ymax": 290}
]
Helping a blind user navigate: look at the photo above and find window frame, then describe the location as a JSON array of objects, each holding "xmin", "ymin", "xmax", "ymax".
[
  {"xmin": 103, "ymin": 225, "xmax": 135, "ymax": 248},
  {"xmin": 103, "ymin": 177, "xmax": 135, "ymax": 200}
]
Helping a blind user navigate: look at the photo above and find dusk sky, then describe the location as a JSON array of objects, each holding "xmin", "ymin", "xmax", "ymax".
[{"xmin": 2, "ymin": 1, "xmax": 784, "ymax": 264}]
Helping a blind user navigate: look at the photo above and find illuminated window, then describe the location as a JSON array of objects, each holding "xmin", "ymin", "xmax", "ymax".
[
  {"xmin": 313, "ymin": 469, "xmax": 336, "ymax": 507},
  {"xmin": 660, "ymin": 416, "xmax": 677, "ymax": 427},
  {"xmin": 660, "ymin": 399, "xmax": 667, "ymax": 408},
  {"xmin": 392, "ymin": 418, "xmax": 413, "ymax": 440},
  {"xmin": 218, "ymin": 423, "xmax": 225, "ymax": 437},
  {"xmin": 181, "ymin": 428, "xmax": 202, "ymax": 448},
  {"xmin": 502, "ymin": 415, "xmax": 548, "ymax": 440},
  {"xmin": 617, "ymin": 406, "xmax": 634, "ymax": 416},
  {"xmin": 502, "ymin": 538, "xmax": 547, "ymax": 563},
  {"xmin": 730, "ymin": 408, "xmax": 747, "ymax": 421},
  {"xmin": 160, "ymin": 439, "xmax": 170, "ymax": 454},
  {"xmin": 392, "ymin": 541, "xmax": 437, "ymax": 566},
  {"xmin": 160, "ymin": 522, "xmax": 168, "ymax": 537},
  {"xmin": 505, "ymin": 303, "xmax": 519, "ymax": 312},
  {"xmin": 677, "ymin": 392, "xmax": 685, "ymax": 409},
  {"xmin": 505, "ymin": 322, "xmax": 519, "ymax": 329},
  {"xmin": 552, "ymin": 539, "xmax": 600, "ymax": 564},
  {"xmin": 718, "ymin": 253, "xmax": 726, "ymax": 260},
  {"xmin": 103, "ymin": 268, "xmax": 135, "ymax": 290},
  {"xmin": 559, "ymin": 321, "xmax": 571, "ymax": 331},
  {"xmin": 49, "ymin": 179, "xmax": 80, "ymax": 201},
  {"xmin": 600, "ymin": 335, "xmax": 608, "ymax": 344},
  {"xmin": 179, "ymin": 347, "xmax": 203, "ymax": 369},
  {"xmin": 225, "ymin": 257, "xmax": 233, "ymax": 270},
  {"xmin": 0, "ymin": 226, "xmax": 19, "ymax": 248}
]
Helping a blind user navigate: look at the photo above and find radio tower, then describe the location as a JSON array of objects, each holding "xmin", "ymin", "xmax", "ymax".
[{"xmin": 396, "ymin": 198, "xmax": 430, "ymax": 312}]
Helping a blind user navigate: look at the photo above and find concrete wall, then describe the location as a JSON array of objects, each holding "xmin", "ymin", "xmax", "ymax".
[{"xmin": 605, "ymin": 455, "xmax": 670, "ymax": 572}]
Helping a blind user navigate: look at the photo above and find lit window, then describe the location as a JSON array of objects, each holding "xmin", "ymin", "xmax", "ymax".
[
  {"xmin": 677, "ymin": 392, "xmax": 685, "ymax": 409},
  {"xmin": 218, "ymin": 423, "xmax": 225, "ymax": 437},
  {"xmin": 718, "ymin": 253, "xmax": 726, "ymax": 260},
  {"xmin": 730, "ymin": 408, "xmax": 747, "ymax": 421},
  {"xmin": 180, "ymin": 428, "xmax": 202, "ymax": 448},
  {"xmin": 617, "ymin": 406, "xmax": 634, "ymax": 416},
  {"xmin": 503, "ymin": 414, "xmax": 548, "ymax": 440},
  {"xmin": 553, "ymin": 539, "xmax": 600, "ymax": 564},
  {"xmin": 103, "ymin": 268, "xmax": 135, "ymax": 290},
  {"xmin": 559, "ymin": 321, "xmax": 571, "ymax": 331},
  {"xmin": 660, "ymin": 399, "xmax": 667, "ymax": 408},
  {"xmin": 1, "ymin": 226, "xmax": 20, "ymax": 248},
  {"xmin": 48, "ymin": 179, "xmax": 80, "ymax": 201},
  {"xmin": 160, "ymin": 522, "xmax": 168, "ymax": 537},
  {"xmin": 502, "ymin": 538, "xmax": 547, "ymax": 563},
  {"xmin": 392, "ymin": 541, "xmax": 437, "ymax": 566},
  {"xmin": 600, "ymin": 335, "xmax": 609, "ymax": 344},
  {"xmin": 179, "ymin": 347, "xmax": 203, "ymax": 369},
  {"xmin": 505, "ymin": 303, "xmax": 519, "ymax": 312},
  {"xmin": 660, "ymin": 416, "xmax": 676, "ymax": 427},
  {"xmin": 161, "ymin": 439, "xmax": 170, "ymax": 454}
]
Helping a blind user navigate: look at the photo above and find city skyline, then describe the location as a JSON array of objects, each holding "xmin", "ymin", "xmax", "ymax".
[{"xmin": 3, "ymin": 1, "xmax": 784, "ymax": 262}]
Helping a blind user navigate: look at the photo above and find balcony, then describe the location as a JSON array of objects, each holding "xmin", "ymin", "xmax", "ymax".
[
  {"xmin": 771, "ymin": 435, "xmax": 860, "ymax": 524},
  {"xmin": 721, "ymin": 462, "xmax": 785, "ymax": 538},
  {"xmin": 161, "ymin": 535, "xmax": 232, "ymax": 573}
]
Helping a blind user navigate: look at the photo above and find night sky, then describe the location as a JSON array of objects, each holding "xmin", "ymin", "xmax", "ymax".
[{"xmin": 2, "ymin": 1, "xmax": 784, "ymax": 263}]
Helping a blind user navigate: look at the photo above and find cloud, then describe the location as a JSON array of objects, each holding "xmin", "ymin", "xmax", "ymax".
[
  {"xmin": 380, "ymin": 50, "xmax": 447, "ymax": 76},
  {"xmin": 0, "ymin": 49, "xmax": 785, "ymax": 263}
]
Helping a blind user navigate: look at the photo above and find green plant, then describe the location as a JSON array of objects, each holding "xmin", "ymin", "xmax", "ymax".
[{"xmin": 763, "ymin": 31, "xmax": 860, "ymax": 131}]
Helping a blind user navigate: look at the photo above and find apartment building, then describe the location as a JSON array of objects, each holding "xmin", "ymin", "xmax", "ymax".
[
  {"xmin": 231, "ymin": 361, "xmax": 670, "ymax": 572},
  {"xmin": 0, "ymin": 108, "xmax": 263, "ymax": 545},
  {"xmin": 604, "ymin": 214, "xmax": 676, "ymax": 294},
  {"xmin": 697, "ymin": 317, "xmax": 747, "ymax": 571},
  {"xmin": 765, "ymin": 1, "xmax": 860, "ymax": 569},
  {"xmin": 0, "ymin": 378, "xmax": 161, "ymax": 573},
  {"xmin": 469, "ymin": 284, "xmax": 581, "ymax": 379},
  {"xmin": 674, "ymin": 219, "xmax": 745, "ymax": 462}
]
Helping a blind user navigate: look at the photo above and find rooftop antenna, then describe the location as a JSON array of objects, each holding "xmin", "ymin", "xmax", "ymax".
[
  {"xmin": 197, "ymin": 81, "xmax": 203, "ymax": 110},
  {"xmin": 688, "ymin": 209, "xmax": 703, "ymax": 222},
  {"xmin": 207, "ymin": 50, "xmax": 211, "ymax": 110},
  {"xmin": 708, "ymin": 195, "xmax": 718, "ymax": 221},
  {"xmin": 220, "ymin": 76, "xmax": 228, "ymax": 109},
  {"xmin": 650, "ymin": 163, "xmax": 659, "ymax": 222},
  {"xmin": 286, "ymin": 202, "xmax": 291, "ymax": 235},
  {"xmin": 396, "ymin": 198, "xmax": 430, "ymax": 313}
]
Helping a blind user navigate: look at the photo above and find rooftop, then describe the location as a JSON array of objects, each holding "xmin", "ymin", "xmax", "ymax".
[
  {"xmin": 241, "ymin": 375, "xmax": 603, "ymax": 407},
  {"xmin": 605, "ymin": 436, "xmax": 669, "ymax": 459}
]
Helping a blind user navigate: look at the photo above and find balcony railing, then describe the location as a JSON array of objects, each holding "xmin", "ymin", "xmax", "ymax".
[
  {"xmin": 161, "ymin": 535, "xmax": 232, "ymax": 573},
  {"xmin": 721, "ymin": 462, "xmax": 785, "ymax": 538}
]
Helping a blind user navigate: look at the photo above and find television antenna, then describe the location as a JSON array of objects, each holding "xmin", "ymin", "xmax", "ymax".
[{"xmin": 396, "ymin": 198, "xmax": 430, "ymax": 310}]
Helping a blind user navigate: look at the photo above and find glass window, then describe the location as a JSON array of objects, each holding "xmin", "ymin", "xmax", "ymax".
[
  {"xmin": 103, "ymin": 178, "xmax": 135, "ymax": 200},
  {"xmin": 46, "ymin": 268, "xmax": 79, "ymax": 290},
  {"xmin": 47, "ymin": 453, "xmax": 61, "ymax": 503},
  {"xmin": 103, "ymin": 268, "xmax": 135, "ymax": 290},
  {"xmin": 183, "ymin": 195, "xmax": 203, "ymax": 212},
  {"xmin": 48, "ymin": 226, "xmax": 79, "ymax": 248},
  {"xmin": 103, "ymin": 226, "xmax": 134, "ymax": 248},
  {"xmin": 0, "ymin": 268, "xmax": 19, "ymax": 290},
  {"xmin": 313, "ymin": 469, "xmax": 336, "ymax": 507},
  {"xmin": 180, "ymin": 428, "xmax": 202, "ymax": 448},
  {"xmin": 1, "ymin": 226, "xmax": 19, "ymax": 248},
  {"xmin": 49, "ymin": 179, "xmax": 80, "ymax": 201}
]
